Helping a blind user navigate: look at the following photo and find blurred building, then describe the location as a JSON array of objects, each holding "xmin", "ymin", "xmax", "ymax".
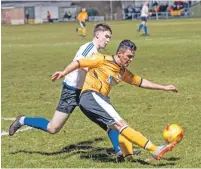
[
  {"xmin": 1, "ymin": 0, "xmax": 78, "ymax": 24},
  {"xmin": 1, "ymin": 1, "xmax": 201, "ymax": 25}
]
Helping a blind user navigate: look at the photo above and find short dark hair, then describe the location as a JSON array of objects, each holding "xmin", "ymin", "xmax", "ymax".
[
  {"xmin": 116, "ymin": 40, "xmax": 137, "ymax": 54},
  {"xmin": 93, "ymin": 23, "xmax": 112, "ymax": 37}
]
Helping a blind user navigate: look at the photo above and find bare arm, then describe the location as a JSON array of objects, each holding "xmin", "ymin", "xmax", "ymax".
[
  {"xmin": 51, "ymin": 54, "xmax": 102, "ymax": 82},
  {"xmin": 51, "ymin": 60, "xmax": 79, "ymax": 81},
  {"xmin": 140, "ymin": 79, "xmax": 178, "ymax": 92}
]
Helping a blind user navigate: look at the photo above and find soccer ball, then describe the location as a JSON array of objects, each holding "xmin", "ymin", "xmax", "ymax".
[{"xmin": 163, "ymin": 124, "xmax": 184, "ymax": 143}]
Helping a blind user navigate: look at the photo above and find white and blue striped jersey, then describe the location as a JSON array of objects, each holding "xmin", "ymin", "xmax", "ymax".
[
  {"xmin": 141, "ymin": 4, "xmax": 149, "ymax": 17},
  {"xmin": 63, "ymin": 41, "xmax": 98, "ymax": 89}
]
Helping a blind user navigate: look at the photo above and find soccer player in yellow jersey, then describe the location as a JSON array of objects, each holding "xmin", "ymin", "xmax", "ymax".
[
  {"xmin": 9, "ymin": 24, "xmax": 140, "ymax": 160},
  {"xmin": 76, "ymin": 8, "xmax": 88, "ymax": 37},
  {"xmin": 52, "ymin": 40, "xmax": 179, "ymax": 160}
]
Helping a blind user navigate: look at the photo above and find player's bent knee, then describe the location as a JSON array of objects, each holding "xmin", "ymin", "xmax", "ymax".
[
  {"xmin": 112, "ymin": 120, "xmax": 128, "ymax": 132},
  {"xmin": 48, "ymin": 127, "xmax": 60, "ymax": 134},
  {"xmin": 47, "ymin": 124, "xmax": 62, "ymax": 134}
]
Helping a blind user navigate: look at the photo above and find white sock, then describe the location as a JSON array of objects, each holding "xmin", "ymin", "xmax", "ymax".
[
  {"xmin": 19, "ymin": 116, "xmax": 25, "ymax": 125},
  {"xmin": 116, "ymin": 151, "xmax": 123, "ymax": 156}
]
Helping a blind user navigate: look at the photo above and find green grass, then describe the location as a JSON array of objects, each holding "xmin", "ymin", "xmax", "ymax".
[{"xmin": 2, "ymin": 18, "xmax": 201, "ymax": 168}]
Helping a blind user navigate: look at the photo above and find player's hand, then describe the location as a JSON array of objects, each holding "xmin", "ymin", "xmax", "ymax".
[
  {"xmin": 52, "ymin": 71, "xmax": 65, "ymax": 81},
  {"xmin": 164, "ymin": 85, "xmax": 178, "ymax": 93}
]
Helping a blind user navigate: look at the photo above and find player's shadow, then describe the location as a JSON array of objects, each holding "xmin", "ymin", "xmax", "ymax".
[
  {"xmin": 163, "ymin": 157, "xmax": 181, "ymax": 161},
  {"xmin": 9, "ymin": 137, "xmax": 178, "ymax": 166},
  {"xmin": 9, "ymin": 137, "xmax": 117, "ymax": 162}
]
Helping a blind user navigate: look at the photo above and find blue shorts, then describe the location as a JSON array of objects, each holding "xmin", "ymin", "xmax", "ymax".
[
  {"xmin": 56, "ymin": 83, "xmax": 81, "ymax": 114},
  {"xmin": 141, "ymin": 16, "xmax": 148, "ymax": 22}
]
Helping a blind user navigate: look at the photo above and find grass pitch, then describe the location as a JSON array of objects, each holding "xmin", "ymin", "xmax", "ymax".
[{"xmin": 2, "ymin": 18, "xmax": 201, "ymax": 168}]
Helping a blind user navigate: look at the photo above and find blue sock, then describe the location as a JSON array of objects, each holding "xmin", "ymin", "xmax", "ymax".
[
  {"xmin": 138, "ymin": 24, "xmax": 144, "ymax": 31},
  {"xmin": 144, "ymin": 26, "xmax": 148, "ymax": 35},
  {"xmin": 107, "ymin": 129, "xmax": 121, "ymax": 154},
  {"xmin": 24, "ymin": 117, "xmax": 50, "ymax": 131}
]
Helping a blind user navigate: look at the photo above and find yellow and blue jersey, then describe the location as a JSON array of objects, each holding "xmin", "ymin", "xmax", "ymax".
[
  {"xmin": 77, "ymin": 11, "xmax": 88, "ymax": 22},
  {"xmin": 77, "ymin": 53, "xmax": 142, "ymax": 96}
]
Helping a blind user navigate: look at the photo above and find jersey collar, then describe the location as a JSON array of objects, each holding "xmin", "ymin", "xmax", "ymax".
[{"xmin": 112, "ymin": 55, "xmax": 122, "ymax": 67}]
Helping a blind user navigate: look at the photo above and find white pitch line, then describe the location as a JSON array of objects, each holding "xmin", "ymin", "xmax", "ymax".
[
  {"xmin": 2, "ymin": 35, "xmax": 200, "ymax": 48},
  {"xmin": 1, "ymin": 127, "xmax": 33, "ymax": 136},
  {"xmin": 2, "ymin": 42, "xmax": 82, "ymax": 48},
  {"xmin": 1, "ymin": 117, "xmax": 33, "ymax": 136},
  {"xmin": 1, "ymin": 117, "xmax": 16, "ymax": 121}
]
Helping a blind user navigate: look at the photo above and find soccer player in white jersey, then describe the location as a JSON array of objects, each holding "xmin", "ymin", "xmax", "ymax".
[
  {"xmin": 137, "ymin": 1, "xmax": 152, "ymax": 36},
  {"xmin": 9, "ymin": 24, "xmax": 125, "ymax": 157}
]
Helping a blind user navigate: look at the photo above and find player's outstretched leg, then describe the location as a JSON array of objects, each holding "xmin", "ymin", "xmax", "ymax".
[
  {"xmin": 137, "ymin": 23, "xmax": 144, "ymax": 32},
  {"xmin": 9, "ymin": 115, "xmax": 25, "ymax": 136},
  {"xmin": 80, "ymin": 27, "xmax": 86, "ymax": 37},
  {"xmin": 9, "ymin": 110, "xmax": 70, "ymax": 136},
  {"xmin": 9, "ymin": 115, "xmax": 50, "ymax": 136},
  {"xmin": 152, "ymin": 142, "xmax": 176, "ymax": 159},
  {"xmin": 144, "ymin": 25, "xmax": 148, "ymax": 36},
  {"xmin": 120, "ymin": 127, "xmax": 176, "ymax": 160}
]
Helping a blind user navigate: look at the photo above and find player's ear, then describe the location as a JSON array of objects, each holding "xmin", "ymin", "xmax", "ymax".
[
  {"xmin": 117, "ymin": 51, "xmax": 122, "ymax": 57},
  {"xmin": 96, "ymin": 33, "xmax": 99, "ymax": 39}
]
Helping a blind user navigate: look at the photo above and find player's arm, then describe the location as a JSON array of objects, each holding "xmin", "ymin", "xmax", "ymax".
[
  {"xmin": 121, "ymin": 68, "xmax": 142, "ymax": 86},
  {"xmin": 144, "ymin": 6, "xmax": 152, "ymax": 15},
  {"xmin": 146, "ymin": 10, "xmax": 152, "ymax": 16},
  {"xmin": 122, "ymin": 68, "xmax": 178, "ymax": 92},
  {"xmin": 140, "ymin": 79, "xmax": 178, "ymax": 92},
  {"xmin": 52, "ymin": 54, "xmax": 103, "ymax": 81},
  {"xmin": 52, "ymin": 60, "xmax": 79, "ymax": 81}
]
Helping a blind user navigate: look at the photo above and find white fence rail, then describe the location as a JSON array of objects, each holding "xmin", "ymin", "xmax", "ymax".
[{"xmin": 123, "ymin": 11, "xmax": 192, "ymax": 21}]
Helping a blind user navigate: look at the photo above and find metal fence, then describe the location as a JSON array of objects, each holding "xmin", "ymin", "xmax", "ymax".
[{"xmin": 125, "ymin": 11, "xmax": 192, "ymax": 20}]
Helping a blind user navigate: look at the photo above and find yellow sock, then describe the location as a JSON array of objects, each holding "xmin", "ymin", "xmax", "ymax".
[
  {"xmin": 121, "ymin": 127, "xmax": 158, "ymax": 153},
  {"xmin": 82, "ymin": 28, "xmax": 86, "ymax": 36},
  {"xmin": 145, "ymin": 141, "xmax": 158, "ymax": 153},
  {"xmin": 119, "ymin": 134, "xmax": 133, "ymax": 157},
  {"xmin": 78, "ymin": 28, "xmax": 82, "ymax": 32}
]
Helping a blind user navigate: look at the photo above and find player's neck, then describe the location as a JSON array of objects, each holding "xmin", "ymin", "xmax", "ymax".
[
  {"xmin": 92, "ymin": 40, "xmax": 100, "ymax": 50},
  {"xmin": 113, "ymin": 55, "xmax": 122, "ymax": 67}
]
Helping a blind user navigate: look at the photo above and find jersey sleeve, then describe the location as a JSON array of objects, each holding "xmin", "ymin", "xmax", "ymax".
[
  {"xmin": 73, "ymin": 47, "xmax": 85, "ymax": 60},
  {"xmin": 78, "ymin": 53, "xmax": 104, "ymax": 69},
  {"xmin": 73, "ymin": 43, "xmax": 97, "ymax": 61},
  {"xmin": 121, "ymin": 68, "xmax": 142, "ymax": 86}
]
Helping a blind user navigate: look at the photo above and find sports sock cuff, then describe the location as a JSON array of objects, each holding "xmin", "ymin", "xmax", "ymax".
[
  {"xmin": 19, "ymin": 116, "xmax": 25, "ymax": 125},
  {"xmin": 144, "ymin": 140, "xmax": 151, "ymax": 149},
  {"xmin": 119, "ymin": 125, "xmax": 129, "ymax": 133}
]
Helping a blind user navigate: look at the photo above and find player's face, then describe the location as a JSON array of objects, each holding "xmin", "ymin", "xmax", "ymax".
[
  {"xmin": 118, "ymin": 49, "xmax": 135, "ymax": 67},
  {"xmin": 97, "ymin": 31, "xmax": 112, "ymax": 49},
  {"xmin": 144, "ymin": 1, "xmax": 148, "ymax": 6}
]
